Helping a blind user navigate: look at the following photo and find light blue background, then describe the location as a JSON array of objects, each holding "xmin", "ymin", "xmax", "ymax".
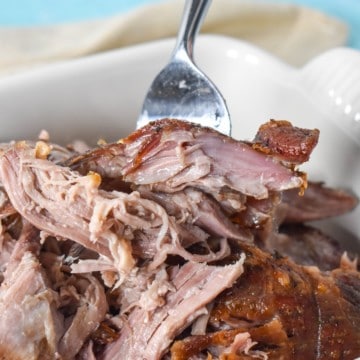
[{"xmin": 1, "ymin": 0, "xmax": 359, "ymax": 49}]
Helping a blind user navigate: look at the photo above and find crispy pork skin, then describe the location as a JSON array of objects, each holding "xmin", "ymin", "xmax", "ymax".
[{"xmin": 253, "ymin": 119, "xmax": 319, "ymax": 164}]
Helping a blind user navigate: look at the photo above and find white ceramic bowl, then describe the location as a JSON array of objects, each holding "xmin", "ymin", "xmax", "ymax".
[{"xmin": 0, "ymin": 35, "xmax": 359, "ymax": 246}]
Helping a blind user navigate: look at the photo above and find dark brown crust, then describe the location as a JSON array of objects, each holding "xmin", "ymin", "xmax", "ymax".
[
  {"xmin": 174, "ymin": 243, "xmax": 360, "ymax": 359},
  {"xmin": 253, "ymin": 119, "xmax": 320, "ymax": 164}
]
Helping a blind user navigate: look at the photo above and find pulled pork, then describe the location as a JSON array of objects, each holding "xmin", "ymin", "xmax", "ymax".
[{"xmin": 0, "ymin": 119, "xmax": 359, "ymax": 360}]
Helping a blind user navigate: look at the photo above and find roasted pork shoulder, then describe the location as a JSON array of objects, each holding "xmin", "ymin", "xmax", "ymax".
[{"xmin": 0, "ymin": 119, "xmax": 358, "ymax": 360}]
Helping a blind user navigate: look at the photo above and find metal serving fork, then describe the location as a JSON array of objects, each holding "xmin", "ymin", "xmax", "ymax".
[{"xmin": 137, "ymin": 0, "xmax": 231, "ymax": 135}]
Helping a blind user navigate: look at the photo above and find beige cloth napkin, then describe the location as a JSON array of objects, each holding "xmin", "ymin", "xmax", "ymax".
[{"xmin": 0, "ymin": 0, "xmax": 348, "ymax": 75}]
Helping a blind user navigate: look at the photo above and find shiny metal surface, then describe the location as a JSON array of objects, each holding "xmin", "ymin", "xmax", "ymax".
[{"xmin": 137, "ymin": 0, "xmax": 231, "ymax": 135}]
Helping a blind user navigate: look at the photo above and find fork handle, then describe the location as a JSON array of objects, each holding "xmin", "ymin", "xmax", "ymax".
[{"xmin": 173, "ymin": 0, "xmax": 212, "ymax": 60}]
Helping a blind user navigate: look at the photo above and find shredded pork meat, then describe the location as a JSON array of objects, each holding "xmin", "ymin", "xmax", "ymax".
[{"xmin": 0, "ymin": 119, "xmax": 358, "ymax": 360}]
